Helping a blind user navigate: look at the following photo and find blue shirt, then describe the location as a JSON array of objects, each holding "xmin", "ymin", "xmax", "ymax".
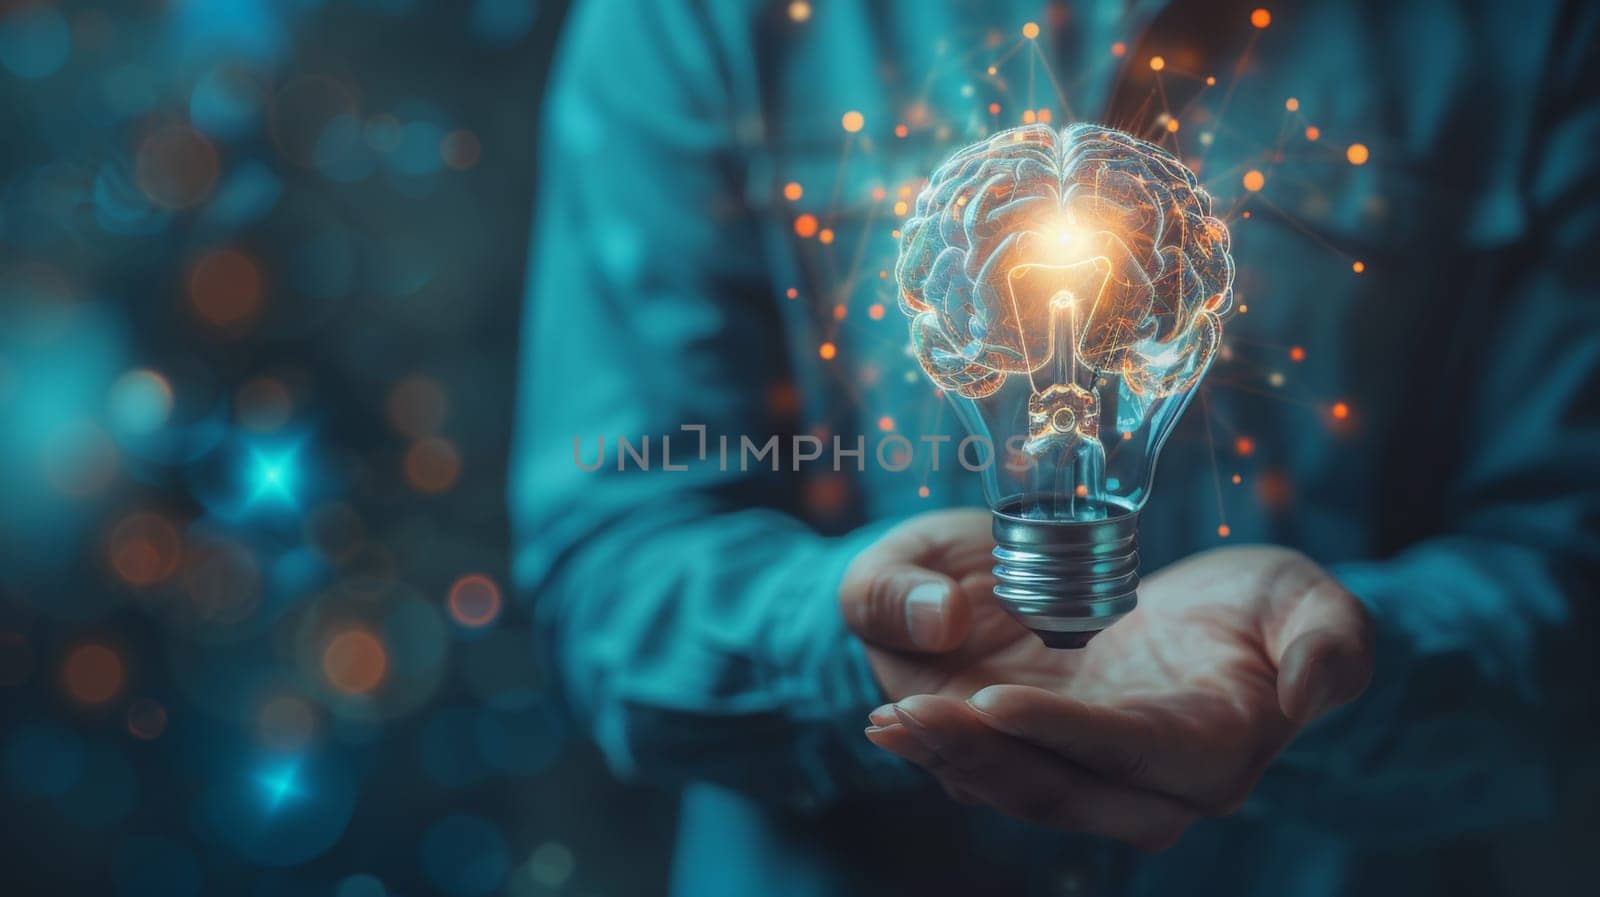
[{"xmin": 513, "ymin": 2, "xmax": 1600, "ymax": 894}]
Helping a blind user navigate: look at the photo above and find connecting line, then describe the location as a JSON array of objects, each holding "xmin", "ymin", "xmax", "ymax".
[{"xmin": 1028, "ymin": 40, "xmax": 1077, "ymax": 123}]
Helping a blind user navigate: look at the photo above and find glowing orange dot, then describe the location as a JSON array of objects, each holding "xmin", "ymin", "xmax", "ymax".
[
  {"xmin": 987, "ymin": 65, "xmax": 998, "ymax": 76},
  {"xmin": 818, "ymin": 342, "xmax": 837, "ymax": 360},
  {"xmin": 1111, "ymin": 41, "xmax": 1127, "ymax": 57},
  {"xmin": 1122, "ymin": 431, "xmax": 1133, "ymax": 441},
  {"xmin": 917, "ymin": 486, "xmax": 930, "ymax": 498},
  {"xmin": 404, "ymin": 437, "xmax": 461, "ymax": 494},
  {"xmin": 841, "ymin": 110, "xmax": 865, "ymax": 133},
  {"xmin": 440, "ymin": 129, "xmax": 481, "ymax": 170},
  {"xmin": 448, "ymin": 574, "xmax": 502, "ymax": 627},
  {"xmin": 894, "ymin": 123, "xmax": 909, "ymax": 138},
  {"xmin": 794, "ymin": 213, "xmax": 819, "ymax": 238},
  {"xmin": 890, "ymin": 229, "xmax": 901, "ymax": 239},
  {"xmin": 877, "ymin": 416, "xmax": 895, "ymax": 432},
  {"xmin": 1074, "ymin": 484, "xmax": 1089, "ymax": 498},
  {"xmin": 1022, "ymin": 22, "xmax": 1040, "ymax": 39},
  {"xmin": 1242, "ymin": 170, "xmax": 1265, "ymax": 191},
  {"xmin": 1250, "ymin": 8, "xmax": 1271, "ymax": 28},
  {"xmin": 188, "ymin": 248, "xmax": 262, "ymax": 327},
  {"xmin": 1037, "ymin": 108, "xmax": 1052, "ymax": 123},
  {"xmin": 1305, "ymin": 125, "xmax": 1320, "ymax": 141},
  {"xmin": 892, "ymin": 200, "xmax": 908, "ymax": 216},
  {"xmin": 868, "ymin": 303, "xmax": 886, "ymax": 320},
  {"xmin": 783, "ymin": 182, "xmax": 803, "ymax": 201},
  {"xmin": 787, "ymin": 1, "xmax": 811, "ymax": 22},
  {"xmin": 1149, "ymin": 55, "xmax": 1165, "ymax": 71},
  {"xmin": 1235, "ymin": 436, "xmax": 1256, "ymax": 456},
  {"xmin": 1205, "ymin": 75, "xmax": 1217, "ymax": 86},
  {"xmin": 988, "ymin": 102, "xmax": 1001, "ymax": 115},
  {"xmin": 1346, "ymin": 143, "xmax": 1369, "ymax": 165},
  {"xmin": 1239, "ymin": 303, "xmax": 1249, "ymax": 312},
  {"xmin": 1331, "ymin": 401, "xmax": 1350, "ymax": 420},
  {"xmin": 323, "ymin": 629, "xmax": 387, "ymax": 694},
  {"xmin": 1285, "ymin": 97, "xmax": 1299, "ymax": 111},
  {"xmin": 832, "ymin": 303, "xmax": 847, "ymax": 320},
  {"xmin": 1352, "ymin": 260, "xmax": 1366, "ymax": 273},
  {"xmin": 1022, "ymin": 109, "xmax": 1036, "ymax": 124},
  {"xmin": 785, "ymin": 287, "xmax": 798, "ymax": 299},
  {"xmin": 818, "ymin": 228, "xmax": 835, "ymax": 244},
  {"xmin": 871, "ymin": 186, "xmax": 887, "ymax": 202},
  {"xmin": 878, "ymin": 270, "xmax": 888, "ymax": 279},
  {"xmin": 1218, "ymin": 524, "xmax": 1232, "ymax": 538},
  {"xmin": 63, "ymin": 643, "xmax": 123, "ymax": 704},
  {"xmin": 110, "ymin": 512, "xmax": 182, "ymax": 587},
  {"xmin": 1166, "ymin": 118, "xmax": 1180, "ymax": 132},
  {"xmin": 1289, "ymin": 346, "xmax": 1306, "ymax": 362},
  {"xmin": 1231, "ymin": 473, "xmax": 1243, "ymax": 485}
]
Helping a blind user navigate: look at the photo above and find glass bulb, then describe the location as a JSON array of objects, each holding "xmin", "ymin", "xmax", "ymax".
[{"xmin": 897, "ymin": 123, "xmax": 1235, "ymax": 648}]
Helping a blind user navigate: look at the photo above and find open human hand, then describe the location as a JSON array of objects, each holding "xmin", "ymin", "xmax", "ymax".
[{"xmin": 840, "ymin": 511, "xmax": 1373, "ymax": 851}]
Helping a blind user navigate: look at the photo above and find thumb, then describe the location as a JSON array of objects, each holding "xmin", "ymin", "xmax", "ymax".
[
  {"xmin": 1269, "ymin": 569, "xmax": 1375, "ymax": 724},
  {"xmin": 840, "ymin": 562, "xmax": 970, "ymax": 653}
]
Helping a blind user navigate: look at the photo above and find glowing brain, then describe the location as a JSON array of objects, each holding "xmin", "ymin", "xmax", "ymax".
[{"xmin": 896, "ymin": 123, "xmax": 1234, "ymax": 419}]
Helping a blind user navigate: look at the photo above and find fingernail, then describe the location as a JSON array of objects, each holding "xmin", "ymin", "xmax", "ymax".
[
  {"xmin": 966, "ymin": 686, "xmax": 1001, "ymax": 714},
  {"xmin": 905, "ymin": 582, "xmax": 950, "ymax": 650},
  {"xmin": 891, "ymin": 704, "xmax": 938, "ymax": 749},
  {"xmin": 867, "ymin": 702, "xmax": 897, "ymax": 727},
  {"xmin": 1305, "ymin": 652, "xmax": 1368, "ymax": 719}
]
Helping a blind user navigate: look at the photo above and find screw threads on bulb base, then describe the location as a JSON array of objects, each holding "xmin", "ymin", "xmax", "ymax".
[{"xmin": 991, "ymin": 504, "xmax": 1140, "ymax": 649}]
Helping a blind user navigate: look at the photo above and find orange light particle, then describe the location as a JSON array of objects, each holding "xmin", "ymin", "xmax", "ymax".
[
  {"xmin": 1331, "ymin": 401, "xmax": 1350, "ymax": 420},
  {"xmin": 868, "ymin": 303, "xmax": 886, "ymax": 320},
  {"xmin": 1022, "ymin": 21, "xmax": 1040, "ymax": 39},
  {"xmin": 1166, "ymin": 118, "xmax": 1180, "ymax": 133},
  {"xmin": 1289, "ymin": 346, "xmax": 1306, "ymax": 362},
  {"xmin": 1205, "ymin": 75, "xmax": 1217, "ymax": 86},
  {"xmin": 787, "ymin": 1, "xmax": 811, "ymax": 22},
  {"xmin": 892, "ymin": 200, "xmax": 908, "ymax": 216},
  {"xmin": 404, "ymin": 436, "xmax": 461, "ymax": 494},
  {"xmin": 917, "ymin": 485, "xmax": 930, "ymax": 498},
  {"xmin": 783, "ymin": 182, "xmax": 803, "ymax": 201},
  {"xmin": 1242, "ymin": 170, "xmax": 1265, "ymax": 191},
  {"xmin": 1352, "ymin": 260, "xmax": 1366, "ymax": 273},
  {"xmin": 188, "ymin": 248, "xmax": 262, "ymax": 327},
  {"xmin": 894, "ymin": 123, "xmax": 909, "ymax": 138},
  {"xmin": 1022, "ymin": 109, "xmax": 1036, "ymax": 124},
  {"xmin": 988, "ymin": 102, "xmax": 1001, "ymax": 115},
  {"xmin": 322, "ymin": 629, "xmax": 387, "ymax": 694},
  {"xmin": 871, "ymin": 185, "xmax": 886, "ymax": 201},
  {"xmin": 1037, "ymin": 108, "xmax": 1052, "ymax": 123},
  {"xmin": 785, "ymin": 287, "xmax": 798, "ymax": 299},
  {"xmin": 1075, "ymin": 484, "xmax": 1089, "ymax": 498},
  {"xmin": 1346, "ymin": 142, "xmax": 1370, "ymax": 165},
  {"xmin": 832, "ymin": 303, "xmax": 847, "ymax": 320},
  {"xmin": 1111, "ymin": 41, "xmax": 1127, "ymax": 57},
  {"xmin": 818, "ymin": 342, "xmax": 837, "ymax": 360},
  {"xmin": 448, "ymin": 574, "xmax": 503, "ymax": 628},
  {"xmin": 1235, "ymin": 436, "xmax": 1256, "ymax": 456},
  {"xmin": 1231, "ymin": 473, "xmax": 1243, "ymax": 485},
  {"xmin": 1218, "ymin": 524, "xmax": 1232, "ymax": 538},
  {"xmin": 1285, "ymin": 97, "xmax": 1299, "ymax": 111},
  {"xmin": 1149, "ymin": 55, "xmax": 1165, "ymax": 71},
  {"xmin": 818, "ymin": 228, "xmax": 835, "ymax": 244},
  {"xmin": 63, "ymin": 643, "xmax": 124, "ymax": 704},
  {"xmin": 1304, "ymin": 125, "xmax": 1320, "ymax": 141},
  {"xmin": 794, "ymin": 213, "xmax": 819, "ymax": 238},
  {"xmin": 841, "ymin": 110, "xmax": 865, "ymax": 133},
  {"xmin": 1250, "ymin": 8, "xmax": 1271, "ymax": 28},
  {"xmin": 877, "ymin": 416, "xmax": 895, "ymax": 432},
  {"xmin": 987, "ymin": 65, "xmax": 998, "ymax": 76}
]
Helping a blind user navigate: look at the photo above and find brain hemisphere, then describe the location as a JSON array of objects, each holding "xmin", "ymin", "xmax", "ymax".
[{"xmin": 897, "ymin": 123, "xmax": 1234, "ymax": 400}]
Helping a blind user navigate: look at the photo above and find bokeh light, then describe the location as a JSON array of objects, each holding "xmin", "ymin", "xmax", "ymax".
[
  {"xmin": 448, "ymin": 574, "xmax": 503, "ymax": 628},
  {"xmin": 63, "ymin": 642, "xmax": 125, "ymax": 705},
  {"xmin": 322, "ymin": 629, "xmax": 388, "ymax": 695}
]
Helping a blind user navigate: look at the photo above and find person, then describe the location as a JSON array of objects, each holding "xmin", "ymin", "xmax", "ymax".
[{"xmin": 512, "ymin": 1, "xmax": 1600, "ymax": 895}]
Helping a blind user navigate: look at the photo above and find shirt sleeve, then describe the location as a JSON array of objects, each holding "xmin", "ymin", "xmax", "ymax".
[
  {"xmin": 1255, "ymin": 19, "xmax": 1600, "ymax": 839},
  {"xmin": 510, "ymin": 0, "xmax": 905, "ymax": 812}
]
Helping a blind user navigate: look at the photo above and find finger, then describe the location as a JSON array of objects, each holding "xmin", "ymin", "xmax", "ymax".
[
  {"xmin": 1265, "ymin": 571, "xmax": 1375, "ymax": 723},
  {"xmin": 840, "ymin": 562, "xmax": 970, "ymax": 652},
  {"xmin": 967, "ymin": 684, "xmax": 1281, "ymax": 815},
  {"xmin": 889, "ymin": 696, "xmax": 1195, "ymax": 851}
]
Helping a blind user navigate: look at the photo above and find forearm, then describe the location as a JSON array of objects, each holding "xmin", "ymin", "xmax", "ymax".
[
  {"xmin": 1253, "ymin": 536, "xmax": 1590, "ymax": 840},
  {"xmin": 532, "ymin": 503, "xmax": 912, "ymax": 809}
]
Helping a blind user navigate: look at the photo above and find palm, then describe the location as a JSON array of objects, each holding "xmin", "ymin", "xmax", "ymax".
[{"xmin": 875, "ymin": 543, "xmax": 1296, "ymax": 751}]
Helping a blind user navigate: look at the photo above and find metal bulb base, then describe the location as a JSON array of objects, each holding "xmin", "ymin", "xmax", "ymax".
[{"xmin": 991, "ymin": 503, "xmax": 1140, "ymax": 649}]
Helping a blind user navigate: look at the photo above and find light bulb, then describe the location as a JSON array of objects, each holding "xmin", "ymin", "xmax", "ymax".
[{"xmin": 896, "ymin": 123, "xmax": 1235, "ymax": 648}]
